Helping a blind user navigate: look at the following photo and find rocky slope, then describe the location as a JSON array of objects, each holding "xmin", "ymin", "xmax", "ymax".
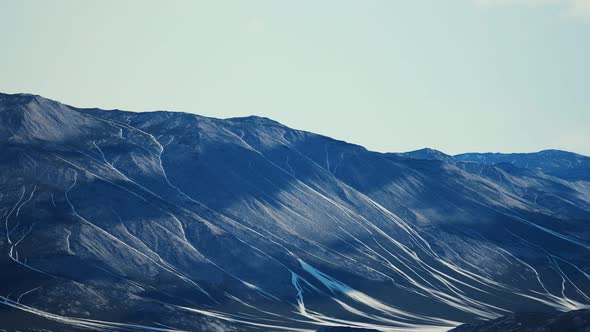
[
  {"xmin": 449, "ymin": 309, "xmax": 590, "ymax": 332},
  {"xmin": 1, "ymin": 92, "xmax": 589, "ymax": 331}
]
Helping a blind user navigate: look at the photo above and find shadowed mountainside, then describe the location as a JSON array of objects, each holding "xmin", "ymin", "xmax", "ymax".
[
  {"xmin": 449, "ymin": 309, "xmax": 590, "ymax": 332},
  {"xmin": 1, "ymin": 92, "xmax": 589, "ymax": 331}
]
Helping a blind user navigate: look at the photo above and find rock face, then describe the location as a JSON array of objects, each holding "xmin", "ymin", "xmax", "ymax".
[
  {"xmin": 0, "ymin": 92, "xmax": 589, "ymax": 331},
  {"xmin": 449, "ymin": 309, "xmax": 590, "ymax": 332}
]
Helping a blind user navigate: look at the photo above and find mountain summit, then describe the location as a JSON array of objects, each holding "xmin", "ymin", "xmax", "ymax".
[{"xmin": 1, "ymin": 93, "xmax": 589, "ymax": 331}]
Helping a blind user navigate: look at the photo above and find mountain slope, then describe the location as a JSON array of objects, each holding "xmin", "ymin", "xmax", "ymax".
[
  {"xmin": 449, "ymin": 309, "xmax": 590, "ymax": 332},
  {"xmin": 455, "ymin": 150, "xmax": 590, "ymax": 181},
  {"xmin": 1, "ymin": 92, "xmax": 589, "ymax": 331}
]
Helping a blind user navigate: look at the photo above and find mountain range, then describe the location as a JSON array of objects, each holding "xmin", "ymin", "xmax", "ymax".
[{"xmin": 1, "ymin": 92, "xmax": 589, "ymax": 331}]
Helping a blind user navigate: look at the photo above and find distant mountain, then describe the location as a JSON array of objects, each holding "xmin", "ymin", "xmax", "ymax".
[
  {"xmin": 449, "ymin": 309, "xmax": 590, "ymax": 332},
  {"xmin": 1, "ymin": 92, "xmax": 590, "ymax": 331},
  {"xmin": 393, "ymin": 148, "xmax": 455, "ymax": 163},
  {"xmin": 455, "ymin": 150, "xmax": 590, "ymax": 181}
]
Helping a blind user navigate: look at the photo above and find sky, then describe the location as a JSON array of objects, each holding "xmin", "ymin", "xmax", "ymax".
[{"xmin": 1, "ymin": 0, "xmax": 589, "ymax": 155}]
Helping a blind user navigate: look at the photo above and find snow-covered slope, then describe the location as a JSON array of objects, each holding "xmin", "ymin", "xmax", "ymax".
[{"xmin": 1, "ymin": 92, "xmax": 589, "ymax": 331}]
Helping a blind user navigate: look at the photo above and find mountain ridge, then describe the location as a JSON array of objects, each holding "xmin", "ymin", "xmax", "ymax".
[
  {"xmin": 455, "ymin": 150, "xmax": 590, "ymax": 182},
  {"xmin": 4, "ymin": 91, "xmax": 588, "ymax": 160}
]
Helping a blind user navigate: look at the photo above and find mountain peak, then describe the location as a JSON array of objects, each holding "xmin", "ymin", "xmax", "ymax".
[
  {"xmin": 0, "ymin": 92, "xmax": 100, "ymax": 143},
  {"xmin": 394, "ymin": 147, "xmax": 454, "ymax": 163},
  {"xmin": 0, "ymin": 92, "xmax": 48, "ymax": 107},
  {"xmin": 226, "ymin": 115, "xmax": 283, "ymax": 127}
]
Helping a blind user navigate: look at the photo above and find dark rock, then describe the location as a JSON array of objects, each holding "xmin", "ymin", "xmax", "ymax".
[{"xmin": 450, "ymin": 309, "xmax": 590, "ymax": 332}]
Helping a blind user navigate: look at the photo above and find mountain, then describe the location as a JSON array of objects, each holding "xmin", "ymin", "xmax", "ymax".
[
  {"xmin": 392, "ymin": 148, "xmax": 456, "ymax": 164},
  {"xmin": 1, "ymin": 92, "xmax": 590, "ymax": 331},
  {"xmin": 455, "ymin": 150, "xmax": 590, "ymax": 181},
  {"xmin": 449, "ymin": 309, "xmax": 590, "ymax": 332}
]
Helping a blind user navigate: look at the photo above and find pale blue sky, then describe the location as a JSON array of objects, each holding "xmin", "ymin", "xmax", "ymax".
[{"xmin": 1, "ymin": 0, "xmax": 588, "ymax": 155}]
